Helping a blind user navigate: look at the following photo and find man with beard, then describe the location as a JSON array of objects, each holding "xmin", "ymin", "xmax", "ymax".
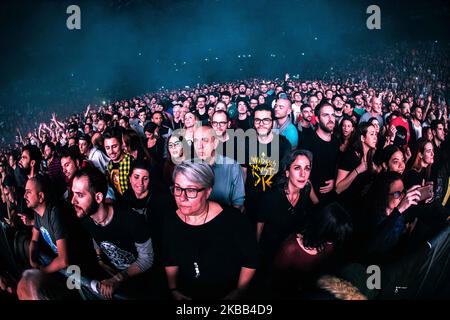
[
  {"xmin": 430, "ymin": 120, "xmax": 447, "ymax": 180},
  {"xmin": 243, "ymin": 104, "xmax": 291, "ymax": 223},
  {"xmin": 18, "ymin": 174, "xmax": 102, "ymax": 299},
  {"xmin": 297, "ymin": 104, "xmax": 315, "ymax": 140},
  {"xmin": 299, "ymin": 102, "xmax": 340, "ymax": 204},
  {"xmin": 410, "ymin": 106, "xmax": 424, "ymax": 140},
  {"xmin": 71, "ymin": 166, "xmax": 154, "ymax": 299},
  {"xmin": 194, "ymin": 95, "xmax": 210, "ymax": 126},
  {"xmin": 391, "ymin": 100, "xmax": 416, "ymax": 148},
  {"xmin": 42, "ymin": 142, "xmax": 66, "ymax": 199},
  {"xmin": 17, "ymin": 145, "xmax": 42, "ymax": 190}
]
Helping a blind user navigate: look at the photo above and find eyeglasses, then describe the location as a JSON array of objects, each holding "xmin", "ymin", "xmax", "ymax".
[
  {"xmin": 170, "ymin": 186, "xmax": 206, "ymax": 199},
  {"xmin": 168, "ymin": 141, "xmax": 182, "ymax": 149},
  {"xmin": 389, "ymin": 190, "xmax": 405, "ymax": 199},
  {"xmin": 254, "ymin": 118, "xmax": 272, "ymax": 125},
  {"xmin": 211, "ymin": 121, "xmax": 228, "ymax": 127}
]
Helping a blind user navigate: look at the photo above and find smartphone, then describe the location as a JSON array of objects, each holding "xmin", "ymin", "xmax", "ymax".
[{"xmin": 417, "ymin": 184, "xmax": 433, "ymax": 202}]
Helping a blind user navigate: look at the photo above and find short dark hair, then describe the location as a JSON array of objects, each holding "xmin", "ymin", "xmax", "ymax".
[
  {"xmin": 42, "ymin": 142, "xmax": 55, "ymax": 152},
  {"xmin": 431, "ymin": 119, "xmax": 444, "ymax": 132},
  {"xmin": 59, "ymin": 146, "xmax": 82, "ymax": 163},
  {"xmin": 212, "ymin": 110, "xmax": 229, "ymax": 121},
  {"xmin": 301, "ymin": 202, "xmax": 353, "ymax": 251},
  {"xmin": 103, "ymin": 127, "xmax": 122, "ymax": 143},
  {"xmin": 29, "ymin": 174, "xmax": 52, "ymax": 203},
  {"xmin": 301, "ymin": 103, "xmax": 312, "ymax": 111},
  {"xmin": 253, "ymin": 104, "xmax": 274, "ymax": 119},
  {"xmin": 129, "ymin": 159, "xmax": 152, "ymax": 177},
  {"xmin": 144, "ymin": 122, "xmax": 159, "ymax": 134},
  {"xmin": 314, "ymin": 101, "xmax": 334, "ymax": 117},
  {"xmin": 22, "ymin": 145, "xmax": 42, "ymax": 169},
  {"xmin": 73, "ymin": 166, "xmax": 108, "ymax": 198}
]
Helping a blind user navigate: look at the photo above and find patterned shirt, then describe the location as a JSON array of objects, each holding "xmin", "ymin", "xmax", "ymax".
[{"xmin": 107, "ymin": 153, "xmax": 132, "ymax": 195}]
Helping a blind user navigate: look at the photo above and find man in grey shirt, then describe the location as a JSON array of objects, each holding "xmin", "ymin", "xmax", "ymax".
[{"xmin": 193, "ymin": 126, "xmax": 245, "ymax": 210}]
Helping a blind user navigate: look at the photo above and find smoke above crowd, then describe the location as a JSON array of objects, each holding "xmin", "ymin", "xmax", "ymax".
[{"xmin": 0, "ymin": 0, "xmax": 449, "ymax": 141}]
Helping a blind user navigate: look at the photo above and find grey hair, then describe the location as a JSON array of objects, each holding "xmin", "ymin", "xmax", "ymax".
[{"xmin": 172, "ymin": 160, "xmax": 215, "ymax": 189}]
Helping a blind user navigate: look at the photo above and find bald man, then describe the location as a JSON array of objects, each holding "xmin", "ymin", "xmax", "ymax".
[{"xmin": 193, "ymin": 126, "xmax": 245, "ymax": 210}]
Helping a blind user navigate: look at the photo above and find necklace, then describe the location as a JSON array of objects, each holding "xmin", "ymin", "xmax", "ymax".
[{"xmin": 184, "ymin": 201, "xmax": 209, "ymax": 225}]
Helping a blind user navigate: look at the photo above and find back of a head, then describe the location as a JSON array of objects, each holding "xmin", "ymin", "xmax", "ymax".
[{"xmin": 301, "ymin": 202, "xmax": 353, "ymax": 251}]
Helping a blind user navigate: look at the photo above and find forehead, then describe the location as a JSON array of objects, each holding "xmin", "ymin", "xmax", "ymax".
[
  {"xmin": 277, "ymin": 99, "xmax": 290, "ymax": 107},
  {"xmin": 72, "ymin": 176, "xmax": 89, "ymax": 192},
  {"xmin": 104, "ymin": 137, "xmax": 120, "ymax": 146},
  {"xmin": 194, "ymin": 127, "xmax": 215, "ymax": 138},
  {"xmin": 174, "ymin": 173, "xmax": 200, "ymax": 187},
  {"xmin": 25, "ymin": 179, "xmax": 36, "ymax": 190},
  {"xmin": 320, "ymin": 106, "xmax": 334, "ymax": 115},
  {"xmin": 132, "ymin": 168, "xmax": 150, "ymax": 176},
  {"xmin": 212, "ymin": 112, "xmax": 227, "ymax": 121},
  {"xmin": 291, "ymin": 155, "xmax": 311, "ymax": 166},
  {"xmin": 254, "ymin": 110, "xmax": 272, "ymax": 118},
  {"xmin": 61, "ymin": 156, "xmax": 74, "ymax": 165},
  {"xmin": 391, "ymin": 151, "xmax": 404, "ymax": 160}
]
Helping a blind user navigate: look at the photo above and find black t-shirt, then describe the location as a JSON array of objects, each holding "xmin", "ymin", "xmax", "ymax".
[
  {"xmin": 299, "ymin": 131, "xmax": 339, "ymax": 196},
  {"xmin": 244, "ymin": 134, "xmax": 292, "ymax": 220},
  {"xmin": 195, "ymin": 109, "xmax": 210, "ymax": 126},
  {"xmin": 337, "ymin": 149, "xmax": 376, "ymax": 210},
  {"xmin": 258, "ymin": 185, "xmax": 312, "ymax": 260},
  {"xmin": 236, "ymin": 118, "xmax": 251, "ymax": 132},
  {"xmin": 162, "ymin": 206, "xmax": 258, "ymax": 299},
  {"xmin": 120, "ymin": 188, "xmax": 176, "ymax": 261},
  {"xmin": 81, "ymin": 204, "xmax": 151, "ymax": 271},
  {"xmin": 34, "ymin": 203, "xmax": 99, "ymax": 276}
]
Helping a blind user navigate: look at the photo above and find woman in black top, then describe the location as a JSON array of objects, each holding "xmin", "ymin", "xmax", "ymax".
[
  {"xmin": 257, "ymin": 149, "xmax": 319, "ymax": 265},
  {"xmin": 163, "ymin": 161, "xmax": 258, "ymax": 300},
  {"xmin": 336, "ymin": 122, "xmax": 380, "ymax": 215},
  {"xmin": 404, "ymin": 137, "xmax": 434, "ymax": 188}
]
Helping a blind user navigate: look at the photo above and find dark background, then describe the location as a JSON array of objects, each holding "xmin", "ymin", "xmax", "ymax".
[{"xmin": 0, "ymin": 0, "xmax": 449, "ymax": 135}]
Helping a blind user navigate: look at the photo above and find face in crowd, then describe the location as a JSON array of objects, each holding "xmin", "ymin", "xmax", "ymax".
[
  {"xmin": 24, "ymin": 179, "xmax": 43, "ymax": 210},
  {"xmin": 60, "ymin": 156, "xmax": 79, "ymax": 181},
  {"xmin": 318, "ymin": 105, "xmax": 336, "ymax": 134},
  {"xmin": 173, "ymin": 173, "xmax": 211, "ymax": 217},
  {"xmin": 274, "ymin": 99, "xmax": 292, "ymax": 121},
  {"xmin": 104, "ymin": 137, "xmax": 123, "ymax": 162},
  {"xmin": 253, "ymin": 110, "xmax": 273, "ymax": 137},
  {"xmin": 211, "ymin": 112, "xmax": 229, "ymax": 138},
  {"xmin": 130, "ymin": 168, "xmax": 150, "ymax": 199},
  {"xmin": 194, "ymin": 126, "xmax": 218, "ymax": 162},
  {"xmin": 286, "ymin": 154, "xmax": 311, "ymax": 191},
  {"xmin": 71, "ymin": 176, "xmax": 101, "ymax": 219}
]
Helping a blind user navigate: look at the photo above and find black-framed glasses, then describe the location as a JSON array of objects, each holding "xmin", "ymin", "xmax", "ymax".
[
  {"xmin": 254, "ymin": 118, "xmax": 272, "ymax": 125},
  {"xmin": 168, "ymin": 141, "xmax": 182, "ymax": 149},
  {"xmin": 170, "ymin": 186, "xmax": 206, "ymax": 199},
  {"xmin": 389, "ymin": 190, "xmax": 405, "ymax": 199},
  {"xmin": 211, "ymin": 121, "xmax": 228, "ymax": 127}
]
